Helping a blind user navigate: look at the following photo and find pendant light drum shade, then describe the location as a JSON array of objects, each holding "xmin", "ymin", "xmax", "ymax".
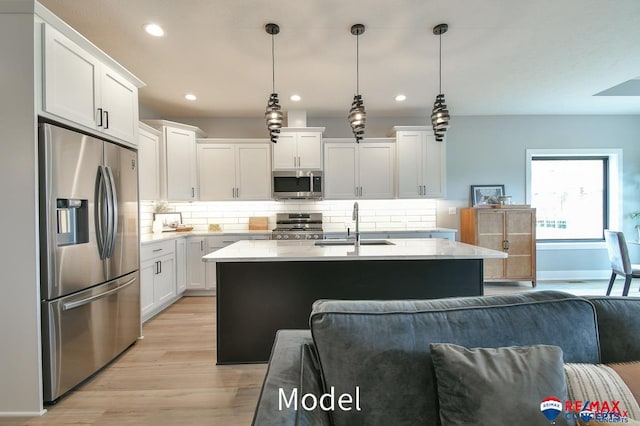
[
  {"xmin": 265, "ymin": 23, "xmax": 283, "ymax": 143},
  {"xmin": 431, "ymin": 23, "xmax": 450, "ymax": 142},
  {"xmin": 348, "ymin": 24, "xmax": 366, "ymax": 143}
]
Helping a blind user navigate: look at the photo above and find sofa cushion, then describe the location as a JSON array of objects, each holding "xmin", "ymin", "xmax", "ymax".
[
  {"xmin": 430, "ymin": 343, "xmax": 573, "ymax": 426},
  {"xmin": 585, "ymin": 297, "xmax": 640, "ymax": 363},
  {"xmin": 310, "ymin": 291, "xmax": 599, "ymax": 426},
  {"xmin": 565, "ymin": 363, "xmax": 640, "ymax": 422}
]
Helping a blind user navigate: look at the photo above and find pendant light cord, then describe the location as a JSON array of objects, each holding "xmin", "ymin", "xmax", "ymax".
[
  {"xmin": 356, "ymin": 33, "xmax": 360, "ymax": 95},
  {"xmin": 438, "ymin": 33, "xmax": 442, "ymax": 94},
  {"xmin": 271, "ymin": 34, "xmax": 276, "ymax": 93}
]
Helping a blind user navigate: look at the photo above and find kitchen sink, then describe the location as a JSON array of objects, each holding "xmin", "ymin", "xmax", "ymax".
[{"xmin": 314, "ymin": 239, "xmax": 395, "ymax": 246}]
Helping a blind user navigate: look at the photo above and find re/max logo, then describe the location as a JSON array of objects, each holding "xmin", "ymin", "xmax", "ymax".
[{"xmin": 565, "ymin": 400, "xmax": 628, "ymax": 417}]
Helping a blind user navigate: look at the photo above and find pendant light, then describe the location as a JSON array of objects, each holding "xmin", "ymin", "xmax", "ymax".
[
  {"xmin": 265, "ymin": 23, "xmax": 283, "ymax": 143},
  {"xmin": 431, "ymin": 23, "xmax": 450, "ymax": 142},
  {"xmin": 348, "ymin": 24, "xmax": 366, "ymax": 143}
]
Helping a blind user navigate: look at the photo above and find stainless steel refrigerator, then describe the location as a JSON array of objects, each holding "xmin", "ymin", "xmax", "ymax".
[{"xmin": 39, "ymin": 122, "xmax": 140, "ymax": 403}]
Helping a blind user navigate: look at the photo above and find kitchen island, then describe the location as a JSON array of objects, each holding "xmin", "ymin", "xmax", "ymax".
[{"xmin": 203, "ymin": 238, "xmax": 506, "ymax": 364}]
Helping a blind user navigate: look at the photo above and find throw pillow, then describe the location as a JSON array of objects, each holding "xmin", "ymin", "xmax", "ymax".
[
  {"xmin": 564, "ymin": 363, "xmax": 640, "ymax": 422},
  {"xmin": 430, "ymin": 343, "xmax": 574, "ymax": 426},
  {"xmin": 608, "ymin": 361, "xmax": 640, "ymax": 405}
]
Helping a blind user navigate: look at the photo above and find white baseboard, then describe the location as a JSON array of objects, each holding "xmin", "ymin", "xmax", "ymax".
[
  {"xmin": 537, "ymin": 270, "xmax": 610, "ymax": 281},
  {"xmin": 0, "ymin": 408, "xmax": 47, "ymax": 417}
]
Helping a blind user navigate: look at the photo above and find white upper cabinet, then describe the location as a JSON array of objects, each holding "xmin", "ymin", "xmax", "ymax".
[
  {"xmin": 324, "ymin": 139, "xmax": 395, "ymax": 199},
  {"xmin": 144, "ymin": 120, "xmax": 205, "ymax": 202},
  {"xmin": 42, "ymin": 25, "xmax": 98, "ymax": 130},
  {"xmin": 164, "ymin": 126, "xmax": 198, "ymax": 201},
  {"xmin": 236, "ymin": 144, "xmax": 272, "ymax": 200},
  {"xmin": 138, "ymin": 123, "xmax": 161, "ymax": 201},
  {"xmin": 198, "ymin": 140, "xmax": 271, "ymax": 201},
  {"xmin": 395, "ymin": 126, "xmax": 446, "ymax": 198},
  {"xmin": 99, "ymin": 65, "xmax": 138, "ymax": 143},
  {"xmin": 324, "ymin": 143, "xmax": 358, "ymax": 199},
  {"xmin": 272, "ymin": 128, "xmax": 324, "ymax": 170},
  {"xmin": 40, "ymin": 24, "xmax": 141, "ymax": 145}
]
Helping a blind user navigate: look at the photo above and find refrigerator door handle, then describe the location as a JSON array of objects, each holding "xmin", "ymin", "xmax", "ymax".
[
  {"xmin": 62, "ymin": 276, "xmax": 137, "ymax": 311},
  {"xmin": 94, "ymin": 166, "xmax": 108, "ymax": 259},
  {"xmin": 105, "ymin": 166, "xmax": 118, "ymax": 258}
]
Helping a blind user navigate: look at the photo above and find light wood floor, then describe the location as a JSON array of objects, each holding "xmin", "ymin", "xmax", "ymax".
[
  {"xmin": 1, "ymin": 279, "xmax": 617, "ymax": 425},
  {"xmin": 1, "ymin": 297, "xmax": 266, "ymax": 426}
]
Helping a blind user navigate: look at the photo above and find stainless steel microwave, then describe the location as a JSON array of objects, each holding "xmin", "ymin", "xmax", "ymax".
[{"xmin": 272, "ymin": 170, "xmax": 323, "ymax": 199}]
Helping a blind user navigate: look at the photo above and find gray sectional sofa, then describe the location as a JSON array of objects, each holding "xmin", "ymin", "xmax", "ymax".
[{"xmin": 252, "ymin": 291, "xmax": 640, "ymax": 425}]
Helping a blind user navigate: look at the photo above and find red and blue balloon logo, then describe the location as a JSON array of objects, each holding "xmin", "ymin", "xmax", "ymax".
[{"xmin": 540, "ymin": 397, "xmax": 563, "ymax": 423}]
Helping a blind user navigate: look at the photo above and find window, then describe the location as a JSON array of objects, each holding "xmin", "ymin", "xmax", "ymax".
[{"xmin": 526, "ymin": 149, "xmax": 622, "ymax": 243}]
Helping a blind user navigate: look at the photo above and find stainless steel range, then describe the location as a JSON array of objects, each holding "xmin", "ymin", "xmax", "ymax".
[{"xmin": 271, "ymin": 213, "xmax": 323, "ymax": 240}]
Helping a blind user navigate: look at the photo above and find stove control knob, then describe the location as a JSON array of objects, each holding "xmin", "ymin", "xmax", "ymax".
[
  {"xmin": 295, "ymin": 234, "xmax": 301, "ymax": 240},
  {"xmin": 305, "ymin": 234, "xmax": 312, "ymax": 240},
  {"xmin": 283, "ymin": 234, "xmax": 289, "ymax": 240},
  {"xmin": 275, "ymin": 234, "xmax": 282, "ymax": 240},
  {"xmin": 313, "ymin": 234, "xmax": 319, "ymax": 240}
]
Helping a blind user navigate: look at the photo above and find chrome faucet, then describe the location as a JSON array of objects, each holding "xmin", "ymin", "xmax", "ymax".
[{"xmin": 352, "ymin": 201, "xmax": 360, "ymax": 247}]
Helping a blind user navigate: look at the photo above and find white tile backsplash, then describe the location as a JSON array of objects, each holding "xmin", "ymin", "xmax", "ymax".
[{"xmin": 140, "ymin": 199, "xmax": 438, "ymax": 234}]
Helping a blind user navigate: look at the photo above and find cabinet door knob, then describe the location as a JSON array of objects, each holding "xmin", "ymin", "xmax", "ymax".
[
  {"xmin": 97, "ymin": 108, "xmax": 103, "ymax": 127},
  {"xmin": 103, "ymin": 110, "xmax": 109, "ymax": 129}
]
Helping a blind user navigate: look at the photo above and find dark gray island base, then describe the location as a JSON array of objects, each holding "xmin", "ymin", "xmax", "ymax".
[{"xmin": 216, "ymin": 258, "xmax": 483, "ymax": 364}]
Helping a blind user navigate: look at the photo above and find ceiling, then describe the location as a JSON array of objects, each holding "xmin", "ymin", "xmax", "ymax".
[{"xmin": 40, "ymin": 0, "xmax": 640, "ymax": 118}]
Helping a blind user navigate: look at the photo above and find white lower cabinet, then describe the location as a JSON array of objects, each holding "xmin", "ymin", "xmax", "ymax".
[
  {"xmin": 186, "ymin": 237, "xmax": 208, "ymax": 291},
  {"xmin": 175, "ymin": 237, "xmax": 187, "ymax": 294},
  {"xmin": 140, "ymin": 239, "xmax": 179, "ymax": 322},
  {"xmin": 186, "ymin": 234, "xmax": 269, "ymax": 294}
]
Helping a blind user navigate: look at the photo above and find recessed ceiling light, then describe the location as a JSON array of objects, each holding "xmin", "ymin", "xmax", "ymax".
[
  {"xmin": 290, "ymin": 94, "xmax": 301, "ymax": 102},
  {"xmin": 144, "ymin": 23, "xmax": 164, "ymax": 37},
  {"xmin": 184, "ymin": 93, "xmax": 197, "ymax": 101},
  {"xmin": 395, "ymin": 94, "xmax": 407, "ymax": 102}
]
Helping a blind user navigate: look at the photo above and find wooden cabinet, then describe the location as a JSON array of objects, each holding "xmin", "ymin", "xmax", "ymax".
[
  {"xmin": 394, "ymin": 126, "xmax": 446, "ymax": 198},
  {"xmin": 461, "ymin": 207, "xmax": 536, "ymax": 286},
  {"xmin": 324, "ymin": 139, "xmax": 395, "ymax": 199},
  {"xmin": 140, "ymin": 239, "xmax": 178, "ymax": 322},
  {"xmin": 41, "ymin": 24, "xmax": 140, "ymax": 145},
  {"xmin": 138, "ymin": 122, "xmax": 161, "ymax": 200},
  {"xmin": 272, "ymin": 128, "xmax": 324, "ymax": 170},
  {"xmin": 197, "ymin": 141, "xmax": 271, "ymax": 201},
  {"xmin": 144, "ymin": 120, "xmax": 205, "ymax": 201}
]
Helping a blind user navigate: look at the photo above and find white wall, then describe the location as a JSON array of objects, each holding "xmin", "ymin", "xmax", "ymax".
[{"xmin": 0, "ymin": 3, "xmax": 45, "ymax": 416}]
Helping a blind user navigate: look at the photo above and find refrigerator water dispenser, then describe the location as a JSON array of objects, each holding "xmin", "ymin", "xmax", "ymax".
[{"xmin": 56, "ymin": 198, "xmax": 88, "ymax": 246}]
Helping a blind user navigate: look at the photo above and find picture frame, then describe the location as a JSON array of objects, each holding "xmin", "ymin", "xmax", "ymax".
[
  {"xmin": 153, "ymin": 212, "xmax": 183, "ymax": 231},
  {"xmin": 470, "ymin": 184, "xmax": 505, "ymax": 206}
]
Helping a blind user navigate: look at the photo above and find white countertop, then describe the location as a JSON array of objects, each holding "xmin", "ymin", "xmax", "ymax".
[
  {"xmin": 140, "ymin": 230, "xmax": 271, "ymax": 244},
  {"xmin": 202, "ymin": 238, "xmax": 507, "ymax": 262}
]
